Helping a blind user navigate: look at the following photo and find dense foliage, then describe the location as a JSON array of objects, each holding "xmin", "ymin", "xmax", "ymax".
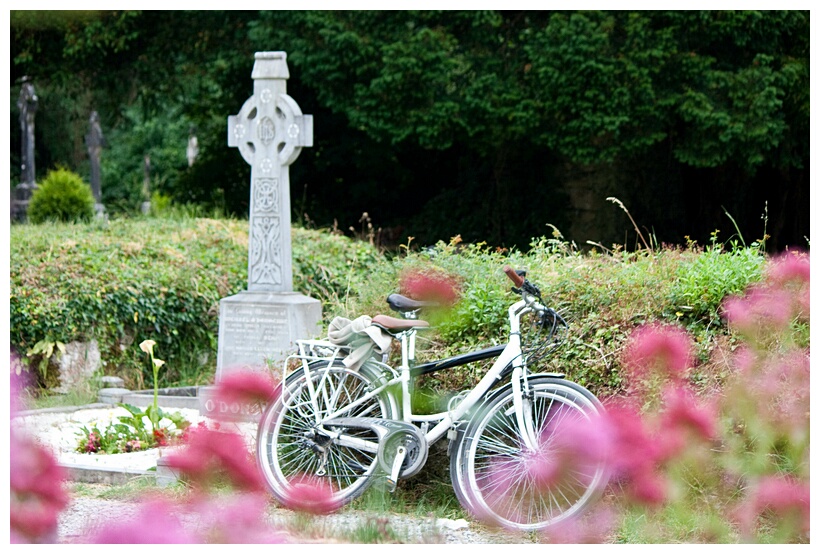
[
  {"xmin": 9, "ymin": 217, "xmax": 380, "ymax": 389},
  {"xmin": 10, "ymin": 217, "xmax": 768, "ymax": 400},
  {"xmin": 10, "ymin": 10, "xmax": 809, "ymax": 250}
]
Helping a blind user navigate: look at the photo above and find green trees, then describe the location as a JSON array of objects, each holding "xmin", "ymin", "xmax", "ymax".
[{"xmin": 10, "ymin": 10, "xmax": 809, "ymax": 249}]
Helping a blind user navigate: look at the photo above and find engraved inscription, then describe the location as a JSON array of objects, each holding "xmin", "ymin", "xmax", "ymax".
[
  {"xmin": 220, "ymin": 304, "xmax": 289, "ymax": 362},
  {"xmin": 258, "ymin": 116, "xmax": 275, "ymax": 145}
]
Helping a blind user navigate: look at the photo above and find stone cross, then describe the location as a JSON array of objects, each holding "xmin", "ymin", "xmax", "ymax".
[
  {"xmin": 228, "ymin": 51, "xmax": 313, "ymax": 292},
  {"xmin": 17, "ymin": 77, "xmax": 38, "ymax": 186},
  {"xmin": 13, "ymin": 77, "xmax": 38, "ymax": 221},
  {"xmin": 141, "ymin": 154, "xmax": 151, "ymax": 215},
  {"xmin": 85, "ymin": 111, "xmax": 106, "ymax": 211},
  {"xmin": 205, "ymin": 51, "xmax": 321, "ymax": 420}
]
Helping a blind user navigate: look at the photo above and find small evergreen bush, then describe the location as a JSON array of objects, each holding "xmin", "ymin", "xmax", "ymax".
[{"xmin": 27, "ymin": 168, "xmax": 95, "ymax": 224}]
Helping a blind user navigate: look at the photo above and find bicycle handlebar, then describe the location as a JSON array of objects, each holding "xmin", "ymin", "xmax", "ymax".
[{"xmin": 503, "ymin": 265, "xmax": 525, "ymax": 288}]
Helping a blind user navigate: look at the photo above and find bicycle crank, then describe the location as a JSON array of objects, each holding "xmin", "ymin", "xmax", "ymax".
[{"xmin": 324, "ymin": 417, "xmax": 429, "ymax": 486}]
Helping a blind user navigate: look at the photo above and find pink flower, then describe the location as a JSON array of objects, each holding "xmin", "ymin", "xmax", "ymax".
[
  {"xmin": 598, "ymin": 402, "xmax": 662, "ymax": 480},
  {"xmin": 279, "ymin": 474, "xmax": 343, "ymax": 515},
  {"xmin": 10, "ymin": 428, "xmax": 69, "ymax": 542},
  {"xmin": 629, "ymin": 470, "xmax": 668, "ymax": 506},
  {"xmin": 623, "ymin": 323, "xmax": 694, "ymax": 382},
  {"xmin": 586, "ymin": 402, "xmax": 671, "ymax": 507},
  {"xmin": 767, "ymin": 251, "xmax": 810, "ymax": 287},
  {"xmin": 214, "ymin": 370, "xmax": 281, "ymax": 409},
  {"xmin": 165, "ymin": 427, "xmax": 264, "ymax": 492},
  {"xmin": 191, "ymin": 493, "xmax": 290, "ymax": 543},
  {"xmin": 723, "ymin": 285, "xmax": 794, "ymax": 336},
  {"xmin": 400, "ymin": 269, "xmax": 461, "ymax": 306},
  {"xmin": 734, "ymin": 476, "xmax": 810, "ymax": 537},
  {"xmin": 83, "ymin": 498, "xmax": 200, "ymax": 543},
  {"xmin": 657, "ymin": 385, "xmax": 717, "ymax": 458},
  {"xmin": 542, "ymin": 505, "xmax": 617, "ymax": 544}
]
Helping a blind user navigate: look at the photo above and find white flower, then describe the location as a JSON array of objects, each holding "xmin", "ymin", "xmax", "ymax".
[{"xmin": 139, "ymin": 339, "xmax": 157, "ymax": 355}]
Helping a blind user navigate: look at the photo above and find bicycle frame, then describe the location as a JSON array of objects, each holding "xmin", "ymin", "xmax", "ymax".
[{"xmin": 284, "ymin": 291, "xmax": 549, "ymax": 454}]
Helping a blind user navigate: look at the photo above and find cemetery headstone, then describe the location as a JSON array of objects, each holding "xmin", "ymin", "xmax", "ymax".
[
  {"xmin": 187, "ymin": 125, "xmax": 199, "ymax": 167},
  {"xmin": 85, "ymin": 111, "xmax": 106, "ymax": 216},
  {"xmin": 200, "ymin": 51, "xmax": 322, "ymax": 419},
  {"xmin": 12, "ymin": 77, "xmax": 38, "ymax": 221},
  {"xmin": 141, "ymin": 155, "xmax": 151, "ymax": 214}
]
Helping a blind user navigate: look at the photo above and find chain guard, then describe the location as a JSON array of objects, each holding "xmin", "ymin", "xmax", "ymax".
[{"xmin": 325, "ymin": 417, "xmax": 428, "ymax": 479}]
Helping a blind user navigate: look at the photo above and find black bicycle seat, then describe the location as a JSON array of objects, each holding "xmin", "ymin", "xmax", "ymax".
[{"xmin": 386, "ymin": 293, "xmax": 439, "ymax": 313}]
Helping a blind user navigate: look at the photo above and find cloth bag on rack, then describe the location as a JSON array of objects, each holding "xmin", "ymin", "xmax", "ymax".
[{"xmin": 327, "ymin": 315, "xmax": 392, "ymax": 370}]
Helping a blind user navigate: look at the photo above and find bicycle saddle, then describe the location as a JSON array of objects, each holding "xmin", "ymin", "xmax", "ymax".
[
  {"xmin": 372, "ymin": 314, "xmax": 430, "ymax": 331},
  {"xmin": 386, "ymin": 293, "xmax": 439, "ymax": 313}
]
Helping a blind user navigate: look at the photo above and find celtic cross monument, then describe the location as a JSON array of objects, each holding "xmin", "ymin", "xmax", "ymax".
[{"xmin": 203, "ymin": 52, "xmax": 322, "ymax": 419}]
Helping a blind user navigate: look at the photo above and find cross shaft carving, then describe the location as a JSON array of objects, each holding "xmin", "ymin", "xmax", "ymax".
[{"xmin": 228, "ymin": 52, "xmax": 313, "ymax": 292}]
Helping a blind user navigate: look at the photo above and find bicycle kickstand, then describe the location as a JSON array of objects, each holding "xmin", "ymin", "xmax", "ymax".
[{"xmin": 385, "ymin": 445, "xmax": 407, "ymax": 493}]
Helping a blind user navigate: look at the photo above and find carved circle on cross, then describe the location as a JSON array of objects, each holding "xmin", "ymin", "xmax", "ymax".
[
  {"xmin": 260, "ymin": 158, "xmax": 274, "ymax": 173},
  {"xmin": 255, "ymin": 178, "xmax": 278, "ymax": 213},
  {"xmin": 233, "ymin": 123, "xmax": 246, "ymax": 140},
  {"xmin": 275, "ymin": 94, "xmax": 304, "ymax": 166},
  {"xmin": 260, "ymin": 88, "xmax": 273, "ymax": 104}
]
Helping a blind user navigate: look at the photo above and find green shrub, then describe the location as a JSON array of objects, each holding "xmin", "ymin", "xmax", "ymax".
[{"xmin": 27, "ymin": 168, "xmax": 96, "ymax": 224}]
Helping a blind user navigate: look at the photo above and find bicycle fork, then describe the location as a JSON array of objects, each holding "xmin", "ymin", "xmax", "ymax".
[{"xmin": 511, "ymin": 365, "xmax": 539, "ymax": 452}]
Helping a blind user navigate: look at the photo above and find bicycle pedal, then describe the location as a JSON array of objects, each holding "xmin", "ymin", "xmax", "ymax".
[
  {"xmin": 388, "ymin": 445, "xmax": 407, "ymax": 488},
  {"xmin": 385, "ymin": 477, "xmax": 398, "ymax": 493}
]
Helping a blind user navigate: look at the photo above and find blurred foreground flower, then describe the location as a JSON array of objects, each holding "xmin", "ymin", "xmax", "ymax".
[
  {"xmin": 623, "ymin": 323, "xmax": 694, "ymax": 382},
  {"xmin": 10, "ymin": 430, "xmax": 69, "ymax": 543},
  {"xmin": 10, "ymin": 371, "xmax": 69, "ymax": 543},
  {"xmin": 734, "ymin": 476, "xmax": 810, "ymax": 541},
  {"xmin": 188, "ymin": 493, "xmax": 290, "ymax": 543},
  {"xmin": 400, "ymin": 268, "xmax": 461, "ymax": 306},
  {"xmin": 165, "ymin": 425, "xmax": 264, "ymax": 492},
  {"xmin": 83, "ymin": 498, "xmax": 199, "ymax": 543},
  {"xmin": 213, "ymin": 369, "xmax": 280, "ymax": 409},
  {"xmin": 278, "ymin": 474, "xmax": 343, "ymax": 515}
]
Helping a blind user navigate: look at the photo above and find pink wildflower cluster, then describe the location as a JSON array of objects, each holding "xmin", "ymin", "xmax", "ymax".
[
  {"xmin": 733, "ymin": 476, "xmax": 810, "ymax": 539},
  {"xmin": 277, "ymin": 473, "xmax": 343, "ymax": 515},
  {"xmin": 164, "ymin": 423, "xmax": 264, "ymax": 492},
  {"xmin": 623, "ymin": 323, "xmax": 694, "ymax": 384},
  {"xmin": 83, "ymin": 430, "xmax": 103, "ymax": 453},
  {"xmin": 10, "ymin": 371, "xmax": 69, "ymax": 544},
  {"xmin": 584, "ymin": 251, "xmax": 809, "ymax": 542},
  {"xmin": 213, "ymin": 368, "xmax": 280, "ymax": 408},
  {"xmin": 723, "ymin": 250, "xmax": 809, "ymax": 344},
  {"xmin": 400, "ymin": 268, "xmax": 461, "ymax": 306}
]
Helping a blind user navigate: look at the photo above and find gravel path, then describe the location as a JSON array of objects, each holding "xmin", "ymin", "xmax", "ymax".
[{"xmin": 58, "ymin": 484, "xmax": 527, "ymax": 544}]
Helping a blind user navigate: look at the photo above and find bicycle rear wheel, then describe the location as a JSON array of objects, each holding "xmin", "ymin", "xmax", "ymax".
[
  {"xmin": 455, "ymin": 376, "xmax": 608, "ymax": 531},
  {"xmin": 256, "ymin": 360, "xmax": 397, "ymax": 510}
]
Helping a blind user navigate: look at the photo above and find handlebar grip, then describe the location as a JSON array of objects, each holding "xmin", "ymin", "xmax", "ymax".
[{"xmin": 503, "ymin": 265, "xmax": 525, "ymax": 288}]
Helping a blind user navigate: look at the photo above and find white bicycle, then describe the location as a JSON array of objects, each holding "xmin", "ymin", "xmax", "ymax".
[{"xmin": 256, "ymin": 265, "xmax": 608, "ymax": 531}]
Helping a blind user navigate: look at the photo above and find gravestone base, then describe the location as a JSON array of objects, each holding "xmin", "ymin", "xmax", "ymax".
[{"xmin": 199, "ymin": 291, "xmax": 322, "ymax": 419}]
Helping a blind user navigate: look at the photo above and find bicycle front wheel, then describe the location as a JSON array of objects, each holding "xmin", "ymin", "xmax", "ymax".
[
  {"xmin": 457, "ymin": 377, "xmax": 608, "ymax": 531},
  {"xmin": 256, "ymin": 360, "xmax": 397, "ymax": 510}
]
